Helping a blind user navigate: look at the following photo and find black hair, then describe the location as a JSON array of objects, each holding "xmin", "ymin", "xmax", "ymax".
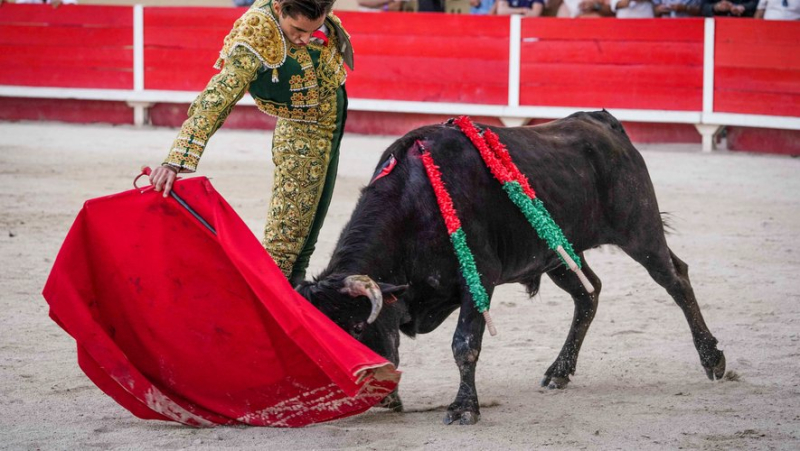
[{"xmin": 277, "ymin": 0, "xmax": 336, "ymax": 19}]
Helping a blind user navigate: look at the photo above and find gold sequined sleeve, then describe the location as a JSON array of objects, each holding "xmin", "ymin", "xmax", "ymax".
[{"xmin": 163, "ymin": 47, "xmax": 262, "ymax": 173}]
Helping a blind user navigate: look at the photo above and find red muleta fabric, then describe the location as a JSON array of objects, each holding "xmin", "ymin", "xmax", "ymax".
[{"xmin": 42, "ymin": 176, "xmax": 400, "ymax": 427}]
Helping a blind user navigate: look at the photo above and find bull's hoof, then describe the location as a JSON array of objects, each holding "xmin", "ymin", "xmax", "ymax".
[
  {"xmin": 443, "ymin": 410, "xmax": 480, "ymax": 425},
  {"xmin": 704, "ymin": 352, "xmax": 726, "ymax": 381},
  {"xmin": 377, "ymin": 390, "xmax": 403, "ymax": 412},
  {"xmin": 540, "ymin": 375, "xmax": 570, "ymax": 389}
]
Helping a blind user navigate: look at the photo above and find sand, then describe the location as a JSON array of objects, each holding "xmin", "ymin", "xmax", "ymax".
[{"xmin": 1, "ymin": 121, "xmax": 799, "ymax": 450}]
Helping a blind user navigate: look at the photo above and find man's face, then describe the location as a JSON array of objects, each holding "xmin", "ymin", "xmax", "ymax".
[{"xmin": 274, "ymin": 2, "xmax": 326, "ymax": 47}]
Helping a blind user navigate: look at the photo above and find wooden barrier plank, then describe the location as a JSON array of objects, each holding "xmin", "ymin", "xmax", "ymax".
[
  {"xmin": 0, "ymin": 45, "xmax": 132, "ymax": 69},
  {"xmin": 145, "ymin": 27, "xmax": 230, "ymax": 49},
  {"xmin": 145, "ymin": 68, "xmax": 217, "ymax": 91},
  {"xmin": 521, "ymin": 84, "xmax": 701, "ymax": 110},
  {"xmin": 144, "ymin": 48, "xmax": 220, "ymax": 70},
  {"xmin": 0, "ymin": 65, "xmax": 132, "ymax": 89},
  {"xmin": 349, "ymin": 55, "xmax": 507, "ymax": 85},
  {"xmin": 521, "ymin": 17, "xmax": 704, "ymax": 42},
  {"xmin": 715, "ymin": 18, "xmax": 800, "ymax": 46},
  {"xmin": 715, "ymin": 90, "xmax": 800, "ymax": 117},
  {"xmin": 144, "ymin": 33, "xmax": 508, "ymax": 61},
  {"xmin": 520, "ymin": 40, "xmax": 702, "ymax": 66},
  {"xmin": 0, "ymin": 4, "xmax": 131, "ymax": 27},
  {"xmin": 715, "ymin": 67, "xmax": 800, "ymax": 95},
  {"xmin": 336, "ymin": 11, "xmax": 509, "ymax": 38},
  {"xmin": 0, "ymin": 25, "xmax": 131, "ymax": 47},
  {"xmin": 146, "ymin": 49, "xmax": 508, "ymax": 96},
  {"xmin": 144, "ymin": 7, "xmax": 241, "ymax": 27},
  {"xmin": 346, "ymin": 79, "xmax": 508, "ymax": 104},
  {"xmin": 143, "ymin": 69, "xmax": 508, "ymax": 104},
  {"xmin": 715, "ymin": 41, "xmax": 800, "ymax": 71},
  {"xmin": 351, "ymin": 35, "xmax": 508, "ymax": 60},
  {"xmin": 521, "ymin": 63, "xmax": 702, "ymax": 89}
]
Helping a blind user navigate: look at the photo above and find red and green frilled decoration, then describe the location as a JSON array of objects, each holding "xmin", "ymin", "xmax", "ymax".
[
  {"xmin": 419, "ymin": 146, "xmax": 498, "ymax": 336},
  {"xmin": 419, "ymin": 116, "xmax": 595, "ymax": 337}
]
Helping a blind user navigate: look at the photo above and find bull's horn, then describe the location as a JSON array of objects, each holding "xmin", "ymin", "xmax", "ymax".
[{"xmin": 340, "ymin": 275, "xmax": 383, "ymax": 324}]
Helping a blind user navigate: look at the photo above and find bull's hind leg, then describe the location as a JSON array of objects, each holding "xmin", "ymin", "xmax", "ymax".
[
  {"xmin": 540, "ymin": 256, "xmax": 601, "ymax": 389},
  {"xmin": 621, "ymin": 242, "xmax": 726, "ymax": 380}
]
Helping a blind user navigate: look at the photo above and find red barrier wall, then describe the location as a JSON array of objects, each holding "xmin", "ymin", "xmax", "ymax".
[
  {"xmin": 0, "ymin": 5, "xmax": 797, "ymax": 153},
  {"xmin": 0, "ymin": 5, "xmax": 133, "ymax": 89},
  {"xmin": 144, "ymin": 7, "xmax": 241, "ymax": 91},
  {"xmin": 714, "ymin": 19, "xmax": 800, "ymax": 118},
  {"xmin": 519, "ymin": 18, "xmax": 704, "ymax": 111},
  {"xmin": 337, "ymin": 12, "xmax": 510, "ymax": 104},
  {"xmin": 142, "ymin": 9, "xmax": 510, "ymax": 105}
]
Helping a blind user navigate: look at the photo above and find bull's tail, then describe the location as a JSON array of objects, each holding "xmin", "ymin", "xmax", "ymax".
[{"xmin": 660, "ymin": 211, "xmax": 676, "ymax": 235}]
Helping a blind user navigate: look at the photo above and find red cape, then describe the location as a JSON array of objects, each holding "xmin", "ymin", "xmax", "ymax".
[{"xmin": 43, "ymin": 176, "xmax": 400, "ymax": 427}]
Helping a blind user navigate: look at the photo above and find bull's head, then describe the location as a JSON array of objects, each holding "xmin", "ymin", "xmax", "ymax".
[{"xmin": 297, "ymin": 274, "xmax": 408, "ymax": 364}]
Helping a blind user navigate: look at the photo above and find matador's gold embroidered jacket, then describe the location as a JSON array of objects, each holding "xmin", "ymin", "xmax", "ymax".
[{"xmin": 163, "ymin": 0, "xmax": 352, "ymax": 173}]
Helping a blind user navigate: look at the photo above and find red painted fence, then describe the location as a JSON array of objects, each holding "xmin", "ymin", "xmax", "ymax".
[
  {"xmin": 714, "ymin": 18, "xmax": 800, "ymax": 118},
  {"xmin": 1, "ymin": 4, "xmax": 799, "ymax": 129},
  {"xmin": 520, "ymin": 18, "xmax": 704, "ymax": 111},
  {"xmin": 0, "ymin": 5, "xmax": 133, "ymax": 89},
  {"xmin": 144, "ymin": 7, "xmax": 241, "ymax": 91},
  {"xmin": 338, "ymin": 12, "xmax": 510, "ymax": 105}
]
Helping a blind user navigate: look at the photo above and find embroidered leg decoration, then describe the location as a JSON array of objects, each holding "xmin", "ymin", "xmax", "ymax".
[{"xmin": 263, "ymin": 115, "xmax": 336, "ymax": 278}]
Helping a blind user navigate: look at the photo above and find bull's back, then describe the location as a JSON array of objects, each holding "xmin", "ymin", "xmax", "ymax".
[
  {"xmin": 374, "ymin": 111, "xmax": 656, "ymax": 276},
  {"xmin": 486, "ymin": 112, "xmax": 649, "ymax": 246}
]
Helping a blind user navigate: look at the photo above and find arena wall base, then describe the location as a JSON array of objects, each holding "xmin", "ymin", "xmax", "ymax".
[
  {"xmin": 695, "ymin": 124, "xmax": 724, "ymax": 152},
  {"xmin": 0, "ymin": 97, "xmax": 133, "ymax": 125},
  {"xmin": 727, "ymin": 127, "xmax": 800, "ymax": 156},
  {"xmin": 0, "ymin": 93, "xmax": 794, "ymax": 155}
]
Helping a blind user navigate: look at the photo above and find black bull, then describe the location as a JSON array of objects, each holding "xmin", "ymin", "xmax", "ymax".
[{"xmin": 296, "ymin": 111, "xmax": 726, "ymax": 425}]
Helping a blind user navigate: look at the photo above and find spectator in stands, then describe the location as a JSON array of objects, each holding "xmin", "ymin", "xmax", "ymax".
[
  {"xmin": 417, "ymin": 0, "xmax": 446, "ymax": 11},
  {"xmin": 701, "ymin": 0, "xmax": 757, "ymax": 16},
  {"xmin": 357, "ymin": 0, "xmax": 406, "ymax": 11},
  {"xmin": 558, "ymin": 0, "xmax": 614, "ymax": 16},
  {"xmin": 610, "ymin": 0, "xmax": 655, "ymax": 16},
  {"xmin": 233, "ymin": 0, "xmax": 256, "ymax": 6},
  {"xmin": 653, "ymin": 0, "xmax": 701, "ymax": 16},
  {"xmin": 755, "ymin": 0, "xmax": 800, "ymax": 18},
  {"xmin": 7, "ymin": 0, "xmax": 76, "ymax": 5},
  {"xmin": 497, "ymin": 0, "xmax": 545, "ymax": 15},
  {"xmin": 149, "ymin": 0, "xmax": 353, "ymax": 286},
  {"xmin": 471, "ymin": 0, "xmax": 497, "ymax": 14}
]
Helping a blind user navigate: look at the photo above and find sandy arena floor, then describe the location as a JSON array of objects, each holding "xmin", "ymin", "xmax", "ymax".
[{"xmin": 1, "ymin": 121, "xmax": 799, "ymax": 450}]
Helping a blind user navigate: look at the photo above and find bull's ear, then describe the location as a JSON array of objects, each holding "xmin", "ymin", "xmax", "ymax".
[
  {"xmin": 295, "ymin": 280, "xmax": 325, "ymax": 306},
  {"xmin": 378, "ymin": 283, "xmax": 408, "ymax": 299}
]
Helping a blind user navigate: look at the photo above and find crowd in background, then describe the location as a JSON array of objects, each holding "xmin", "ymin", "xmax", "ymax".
[
  {"xmin": 231, "ymin": 0, "xmax": 797, "ymax": 19},
  {"xmin": 2, "ymin": 0, "xmax": 796, "ymax": 19},
  {"xmin": 385, "ymin": 0, "xmax": 799, "ymax": 18}
]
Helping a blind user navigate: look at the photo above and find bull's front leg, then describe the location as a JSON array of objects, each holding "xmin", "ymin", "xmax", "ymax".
[{"xmin": 444, "ymin": 294, "xmax": 490, "ymax": 425}]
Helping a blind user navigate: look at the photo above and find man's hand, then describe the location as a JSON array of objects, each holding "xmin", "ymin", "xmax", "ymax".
[
  {"xmin": 655, "ymin": 3, "xmax": 671, "ymax": 13},
  {"xmin": 149, "ymin": 165, "xmax": 179, "ymax": 198},
  {"xmin": 714, "ymin": 0, "xmax": 733, "ymax": 12},
  {"xmin": 580, "ymin": 0, "xmax": 602, "ymax": 11},
  {"xmin": 731, "ymin": 4, "xmax": 745, "ymax": 14}
]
